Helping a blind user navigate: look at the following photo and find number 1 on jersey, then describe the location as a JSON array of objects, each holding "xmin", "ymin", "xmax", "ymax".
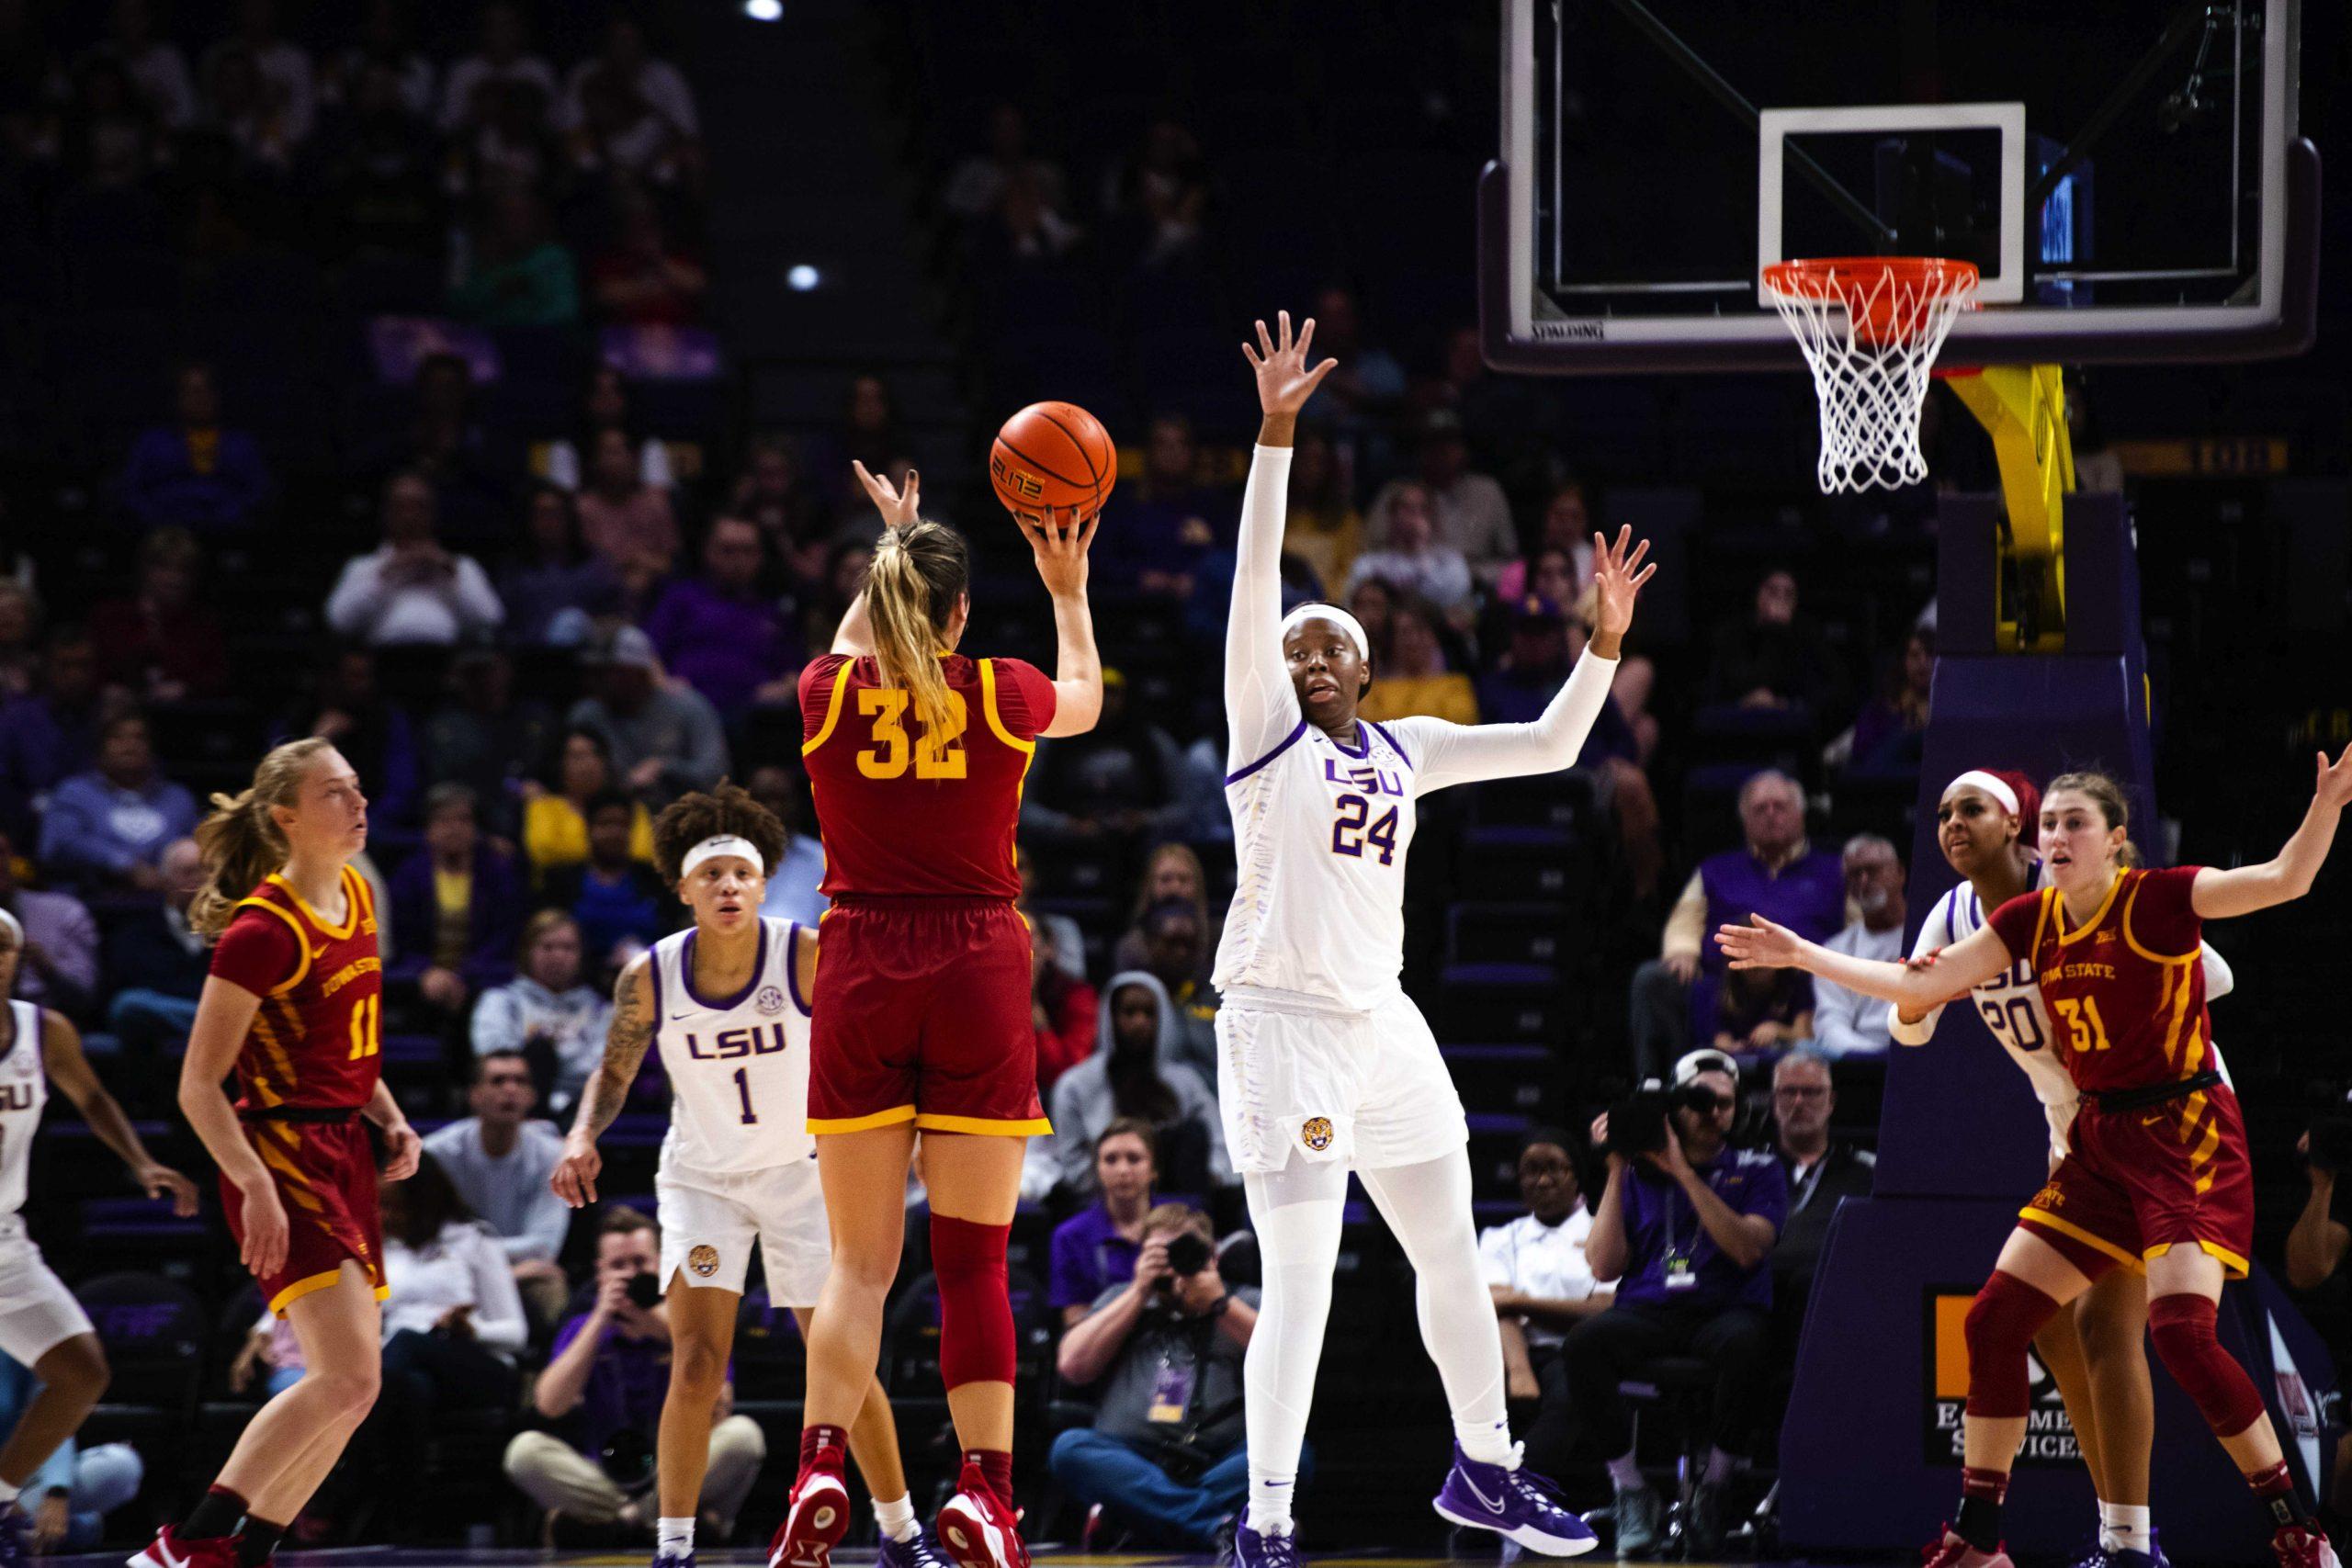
[{"xmin": 732, "ymin": 1066, "xmax": 758, "ymax": 1124}]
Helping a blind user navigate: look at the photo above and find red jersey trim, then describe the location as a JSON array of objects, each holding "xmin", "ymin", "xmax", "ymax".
[
  {"xmin": 978, "ymin": 660, "xmax": 1036, "ymax": 755},
  {"xmin": 2121, "ymin": 874, "xmax": 2200, "ymax": 965},
  {"xmin": 232, "ymin": 898, "xmax": 314, "ymax": 997},
  {"xmin": 803, "ymin": 660, "xmax": 854, "ymax": 755},
  {"xmin": 2053, "ymin": 872, "xmax": 2126, "ymax": 947}
]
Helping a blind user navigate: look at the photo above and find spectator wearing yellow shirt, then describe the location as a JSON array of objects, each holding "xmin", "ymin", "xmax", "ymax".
[
  {"xmin": 1360, "ymin": 598, "xmax": 1478, "ymax": 726},
  {"xmin": 520, "ymin": 726, "xmax": 653, "ymax": 885},
  {"xmin": 1280, "ymin": 428, "xmax": 1363, "ymax": 595}
]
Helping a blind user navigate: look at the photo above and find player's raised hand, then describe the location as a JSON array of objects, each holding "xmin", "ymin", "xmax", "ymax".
[
  {"xmin": 2315, "ymin": 742, "xmax": 2352, "ymax": 812},
  {"xmin": 1590, "ymin": 525, "xmax": 1656, "ymax": 642},
  {"xmin": 1243, "ymin": 310, "xmax": 1339, "ymax": 417},
  {"xmin": 1716, "ymin": 913, "xmax": 1805, "ymax": 971},
  {"xmin": 852, "ymin": 458, "xmax": 922, "ymax": 531},
  {"xmin": 1017, "ymin": 503, "xmax": 1097, "ymax": 601}
]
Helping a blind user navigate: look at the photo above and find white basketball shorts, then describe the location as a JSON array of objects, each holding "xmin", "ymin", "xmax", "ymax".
[
  {"xmin": 1216, "ymin": 987, "xmax": 1467, "ymax": 1176},
  {"xmin": 656, "ymin": 1156, "xmax": 831, "ymax": 1304},
  {"xmin": 0, "ymin": 1227, "xmax": 96, "ymax": 1365}
]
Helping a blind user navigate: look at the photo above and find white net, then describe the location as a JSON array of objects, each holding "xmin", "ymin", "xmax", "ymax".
[{"xmin": 1764, "ymin": 259, "xmax": 1978, "ymax": 494}]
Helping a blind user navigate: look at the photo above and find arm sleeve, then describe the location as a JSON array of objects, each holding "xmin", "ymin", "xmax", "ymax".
[
  {"xmin": 989, "ymin": 658, "xmax": 1058, "ymax": 739},
  {"xmin": 2199, "ymin": 941, "xmax": 2234, "ymax": 1002},
  {"xmin": 1399, "ymin": 650, "xmax": 1619, "ymax": 796},
  {"xmin": 797, "ymin": 654, "xmax": 848, "ymax": 741},
  {"xmin": 464, "ymin": 1231, "xmax": 530, "ymax": 1351},
  {"xmin": 1477, "ymin": 1226, "xmax": 1513, "ymax": 1289},
  {"xmin": 323, "ymin": 557, "xmax": 381, "ymax": 637},
  {"xmin": 209, "ymin": 909, "xmax": 300, "ymax": 994},
  {"xmin": 2129, "ymin": 865, "xmax": 2204, "ymax": 955},
  {"xmin": 1224, "ymin": 445, "xmax": 1302, "ymax": 768},
  {"xmin": 1885, "ymin": 894, "xmax": 1958, "ymax": 1046}
]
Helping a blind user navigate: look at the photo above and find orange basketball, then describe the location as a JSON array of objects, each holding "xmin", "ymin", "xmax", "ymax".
[{"xmin": 989, "ymin": 401, "xmax": 1115, "ymax": 525}]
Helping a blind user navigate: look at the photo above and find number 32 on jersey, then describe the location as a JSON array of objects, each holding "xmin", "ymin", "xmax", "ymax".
[{"xmin": 857, "ymin": 689, "xmax": 967, "ymax": 780}]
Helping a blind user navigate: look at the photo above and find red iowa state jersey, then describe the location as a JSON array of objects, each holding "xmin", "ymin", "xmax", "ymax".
[
  {"xmin": 799, "ymin": 651, "xmax": 1056, "ymax": 898},
  {"xmin": 208, "ymin": 863, "xmax": 385, "ymax": 1110},
  {"xmin": 1987, "ymin": 866, "xmax": 2211, "ymax": 1097}
]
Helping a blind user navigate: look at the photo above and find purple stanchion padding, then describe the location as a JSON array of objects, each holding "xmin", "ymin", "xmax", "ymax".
[{"xmin": 1781, "ymin": 493, "xmax": 2329, "ymax": 1557}]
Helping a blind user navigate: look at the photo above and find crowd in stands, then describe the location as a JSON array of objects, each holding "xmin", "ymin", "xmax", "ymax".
[{"xmin": 0, "ymin": 0, "xmax": 2091, "ymax": 1555}]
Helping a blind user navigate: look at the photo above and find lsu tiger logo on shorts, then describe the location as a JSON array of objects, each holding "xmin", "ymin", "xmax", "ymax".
[
  {"xmin": 2029, "ymin": 1181, "xmax": 2065, "ymax": 1212},
  {"xmin": 688, "ymin": 1244, "xmax": 721, "ymax": 1278},
  {"xmin": 1300, "ymin": 1117, "xmax": 1334, "ymax": 1152}
]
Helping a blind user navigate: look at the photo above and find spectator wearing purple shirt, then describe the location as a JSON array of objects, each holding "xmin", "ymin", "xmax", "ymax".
[
  {"xmin": 1048, "ymin": 1119, "xmax": 1160, "ymax": 1328},
  {"xmin": 0, "ymin": 830, "xmax": 99, "ymax": 1021},
  {"xmin": 37, "ymin": 712, "xmax": 199, "ymax": 897},
  {"xmin": 504, "ymin": 1209, "xmax": 765, "ymax": 1540},
  {"xmin": 641, "ymin": 516, "xmax": 800, "ymax": 717},
  {"xmin": 1566, "ymin": 1055, "xmax": 1783, "ymax": 1556},
  {"xmin": 116, "ymin": 363, "xmax": 272, "ymax": 533}
]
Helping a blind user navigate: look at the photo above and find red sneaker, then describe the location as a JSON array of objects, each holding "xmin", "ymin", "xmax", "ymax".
[
  {"xmin": 1922, "ymin": 1528, "xmax": 2014, "ymax": 1568},
  {"xmin": 766, "ymin": 1466, "xmax": 850, "ymax": 1568},
  {"xmin": 2274, "ymin": 1524, "xmax": 2343, "ymax": 1568},
  {"xmin": 934, "ymin": 1461, "xmax": 1028, "ymax": 1568},
  {"xmin": 128, "ymin": 1526, "xmax": 238, "ymax": 1568}
]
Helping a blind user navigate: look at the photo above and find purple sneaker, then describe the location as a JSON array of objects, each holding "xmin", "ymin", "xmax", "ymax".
[
  {"xmin": 1226, "ymin": 1524, "xmax": 1300, "ymax": 1567},
  {"xmin": 877, "ymin": 1531, "xmax": 954, "ymax": 1568},
  {"xmin": 1432, "ymin": 1442, "xmax": 1600, "ymax": 1557}
]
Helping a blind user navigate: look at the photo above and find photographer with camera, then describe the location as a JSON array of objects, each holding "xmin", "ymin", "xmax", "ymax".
[
  {"xmin": 2285, "ymin": 1114, "xmax": 2352, "ymax": 1293},
  {"xmin": 1047, "ymin": 1204, "xmax": 1266, "ymax": 1551},
  {"xmin": 1566, "ymin": 1051, "xmax": 1784, "ymax": 1557},
  {"xmin": 504, "ymin": 1208, "xmax": 765, "ymax": 1546}
]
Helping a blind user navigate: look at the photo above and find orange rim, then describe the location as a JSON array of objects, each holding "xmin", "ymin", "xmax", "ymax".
[{"xmin": 1762, "ymin": 255, "xmax": 1980, "ymax": 344}]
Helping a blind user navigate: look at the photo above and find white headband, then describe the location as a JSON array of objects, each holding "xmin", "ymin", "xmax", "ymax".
[
  {"xmin": 0, "ymin": 908, "xmax": 19, "ymax": 947},
  {"xmin": 1941, "ymin": 769, "xmax": 2020, "ymax": 816},
  {"xmin": 1280, "ymin": 603, "xmax": 1369, "ymax": 663},
  {"xmin": 681, "ymin": 835, "xmax": 764, "ymax": 880}
]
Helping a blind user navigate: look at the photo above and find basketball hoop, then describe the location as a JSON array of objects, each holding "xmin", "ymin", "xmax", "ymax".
[{"xmin": 1762, "ymin": 257, "xmax": 1980, "ymax": 494}]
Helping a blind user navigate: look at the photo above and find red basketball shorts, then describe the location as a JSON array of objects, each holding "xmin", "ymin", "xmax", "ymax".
[
  {"xmin": 221, "ymin": 1115, "xmax": 389, "ymax": 1315},
  {"xmin": 2018, "ymin": 1083, "xmax": 2254, "ymax": 1279},
  {"xmin": 807, "ymin": 897, "xmax": 1049, "ymax": 1137}
]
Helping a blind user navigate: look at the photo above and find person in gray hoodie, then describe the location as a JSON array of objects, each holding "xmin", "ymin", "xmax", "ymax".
[{"xmin": 1050, "ymin": 970, "xmax": 1231, "ymax": 1198}]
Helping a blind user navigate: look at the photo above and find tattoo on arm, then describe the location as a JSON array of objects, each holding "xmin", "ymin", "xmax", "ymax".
[{"xmin": 579, "ymin": 970, "xmax": 654, "ymax": 1139}]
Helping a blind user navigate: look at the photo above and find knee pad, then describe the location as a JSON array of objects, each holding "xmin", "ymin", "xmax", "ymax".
[
  {"xmin": 2147, "ymin": 1293, "xmax": 2267, "ymax": 1437},
  {"xmin": 930, "ymin": 1213, "xmax": 1014, "ymax": 1392},
  {"xmin": 1962, "ymin": 1272, "xmax": 2063, "ymax": 1418}
]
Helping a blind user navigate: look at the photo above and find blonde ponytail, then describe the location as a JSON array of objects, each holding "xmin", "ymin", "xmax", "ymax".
[
  {"xmin": 190, "ymin": 737, "xmax": 334, "ymax": 939},
  {"xmin": 865, "ymin": 520, "xmax": 971, "ymax": 743}
]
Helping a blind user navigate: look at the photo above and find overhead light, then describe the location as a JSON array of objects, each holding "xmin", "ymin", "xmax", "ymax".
[
  {"xmin": 786, "ymin": 264, "xmax": 820, "ymax": 291},
  {"xmin": 743, "ymin": 0, "xmax": 782, "ymax": 19}
]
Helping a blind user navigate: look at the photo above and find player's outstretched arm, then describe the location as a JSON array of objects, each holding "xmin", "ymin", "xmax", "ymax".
[
  {"xmin": 832, "ymin": 459, "xmax": 923, "ymax": 657},
  {"xmin": 1227, "ymin": 311, "xmax": 1336, "ymax": 761},
  {"xmin": 1407, "ymin": 526, "xmax": 1655, "ymax": 792},
  {"xmin": 1716, "ymin": 913, "xmax": 2011, "ymax": 1010},
  {"xmin": 2190, "ymin": 744, "xmax": 2352, "ymax": 920},
  {"xmin": 43, "ymin": 1010, "xmax": 199, "ymax": 1214},
  {"xmin": 554, "ymin": 953, "xmax": 656, "ymax": 1206},
  {"xmin": 1018, "ymin": 502, "xmax": 1104, "ymax": 737}
]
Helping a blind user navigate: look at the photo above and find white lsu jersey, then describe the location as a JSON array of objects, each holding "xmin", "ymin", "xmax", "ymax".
[
  {"xmin": 649, "ymin": 919, "xmax": 815, "ymax": 1178},
  {"xmin": 1889, "ymin": 881, "xmax": 2234, "ymax": 1158},
  {"xmin": 1216, "ymin": 717, "xmax": 1426, "ymax": 1005},
  {"xmin": 0, "ymin": 1001, "xmax": 44, "ymax": 1219}
]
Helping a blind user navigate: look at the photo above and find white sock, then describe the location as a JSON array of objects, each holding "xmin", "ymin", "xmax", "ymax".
[
  {"xmin": 1242, "ymin": 1161, "xmax": 1348, "ymax": 1541},
  {"xmin": 873, "ymin": 1494, "xmax": 918, "ymax": 1544},
  {"xmin": 1607, "ymin": 1452, "xmax": 1645, "ymax": 1490},
  {"xmin": 2101, "ymin": 1502, "xmax": 2153, "ymax": 1554},
  {"xmin": 1454, "ymin": 1416, "xmax": 1517, "ymax": 1467},
  {"xmin": 656, "ymin": 1517, "xmax": 693, "ymax": 1558},
  {"xmin": 1249, "ymin": 1477, "xmax": 1295, "ymax": 1537}
]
